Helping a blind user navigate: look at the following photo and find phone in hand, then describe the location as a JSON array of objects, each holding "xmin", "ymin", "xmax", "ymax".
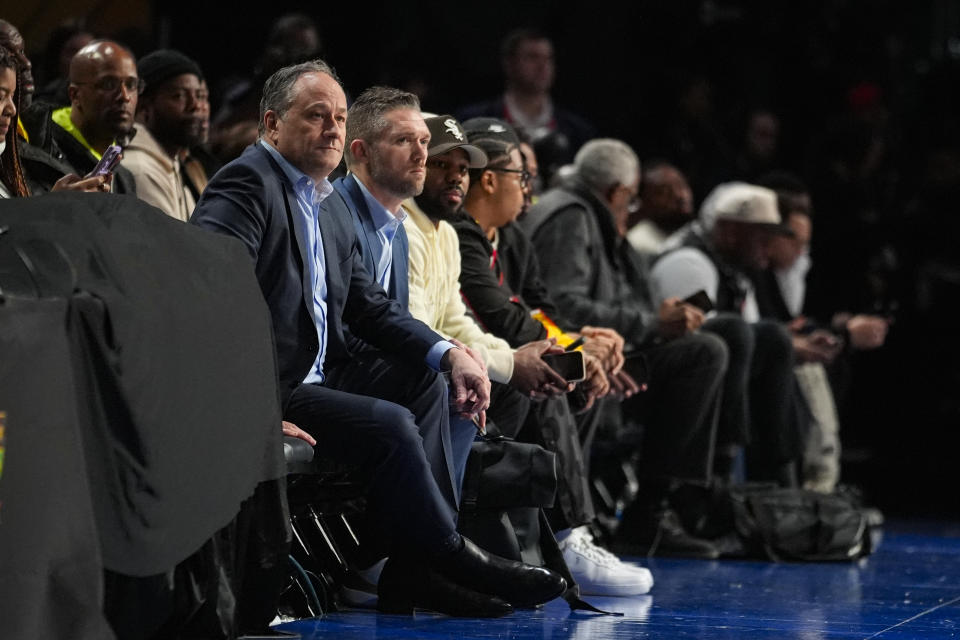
[
  {"xmin": 86, "ymin": 144, "xmax": 123, "ymax": 178},
  {"xmin": 541, "ymin": 350, "xmax": 586, "ymax": 382},
  {"xmin": 683, "ymin": 289, "xmax": 714, "ymax": 313}
]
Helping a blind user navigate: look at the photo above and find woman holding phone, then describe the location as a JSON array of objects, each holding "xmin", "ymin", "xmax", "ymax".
[{"xmin": 0, "ymin": 47, "xmax": 108, "ymax": 198}]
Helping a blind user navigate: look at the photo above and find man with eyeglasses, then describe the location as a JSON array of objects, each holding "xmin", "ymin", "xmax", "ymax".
[
  {"xmin": 449, "ymin": 118, "xmax": 660, "ymax": 596},
  {"xmin": 22, "ymin": 40, "xmax": 138, "ymax": 194},
  {"xmin": 122, "ymin": 49, "xmax": 206, "ymax": 221}
]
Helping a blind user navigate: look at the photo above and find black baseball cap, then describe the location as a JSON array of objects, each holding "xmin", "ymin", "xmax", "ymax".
[
  {"xmin": 424, "ymin": 115, "xmax": 488, "ymax": 168},
  {"xmin": 462, "ymin": 117, "xmax": 520, "ymax": 146}
]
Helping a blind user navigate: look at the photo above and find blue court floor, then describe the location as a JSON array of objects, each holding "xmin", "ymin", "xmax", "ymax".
[{"xmin": 275, "ymin": 520, "xmax": 960, "ymax": 639}]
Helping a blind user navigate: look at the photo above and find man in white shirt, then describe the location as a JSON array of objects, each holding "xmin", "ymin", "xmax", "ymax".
[{"xmin": 651, "ymin": 182, "xmax": 804, "ymax": 486}]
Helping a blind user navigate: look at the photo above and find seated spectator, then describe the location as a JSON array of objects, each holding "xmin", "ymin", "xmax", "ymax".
[
  {"xmin": 21, "ymin": 40, "xmax": 138, "ymax": 194},
  {"xmin": 33, "ymin": 19, "xmax": 94, "ymax": 107},
  {"xmin": 321, "ymin": 94, "xmax": 585, "ymax": 602},
  {"xmin": 122, "ymin": 49, "xmax": 206, "ymax": 220},
  {"xmin": 650, "ymin": 182, "xmax": 804, "ymax": 486},
  {"xmin": 757, "ymin": 172, "xmax": 891, "ymax": 352},
  {"xmin": 0, "ymin": 20, "xmax": 34, "ymax": 117},
  {"xmin": 457, "ymin": 29, "xmax": 595, "ymax": 186},
  {"xmin": 210, "ymin": 13, "xmax": 323, "ymax": 164},
  {"xmin": 191, "ymin": 59, "xmax": 566, "ymax": 618},
  {"xmin": 626, "ymin": 160, "xmax": 695, "ymax": 257},
  {"xmin": 0, "ymin": 44, "xmax": 107, "ymax": 197},
  {"xmin": 518, "ymin": 137, "xmax": 727, "ymax": 558},
  {"xmin": 406, "ymin": 114, "xmax": 652, "ymax": 596},
  {"xmin": 0, "ymin": 46, "xmax": 28, "ymax": 198},
  {"xmin": 179, "ymin": 77, "xmax": 218, "ymax": 202},
  {"xmin": 755, "ymin": 172, "xmax": 890, "ymax": 492},
  {"xmin": 321, "ymin": 89, "xmax": 506, "ymax": 510}
]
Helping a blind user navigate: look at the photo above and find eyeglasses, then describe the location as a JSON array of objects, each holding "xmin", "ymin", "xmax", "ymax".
[
  {"xmin": 621, "ymin": 184, "xmax": 641, "ymax": 213},
  {"xmin": 488, "ymin": 167, "xmax": 531, "ymax": 188},
  {"xmin": 74, "ymin": 77, "xmax": 145, "ymax": 96}
]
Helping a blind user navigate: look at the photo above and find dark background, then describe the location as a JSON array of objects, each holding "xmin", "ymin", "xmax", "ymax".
[{"xmin": 13, "ymin": 0, "xmax": 960, "ymax": 518}]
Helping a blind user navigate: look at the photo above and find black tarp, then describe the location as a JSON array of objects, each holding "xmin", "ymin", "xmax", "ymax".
[
  {"xmin": 0, "ymin": 296, "xmax": 116, "ymax": 640},
  {"xmin": 0, "ymin": 193, "xmax": 289, "ymax": 638}
]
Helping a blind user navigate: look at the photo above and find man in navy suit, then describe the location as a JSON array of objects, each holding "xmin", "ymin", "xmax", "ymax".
[
  {"xmin": 322, "ymin": 86, "xmax": 479, "ymax": 498},
  {"xmin": 324, "ymin": 89, "xmax": 576, "ymax": 499},
  {"xmin": 191, "ymin": 60, "xmax": 564, "ymax": 617}
]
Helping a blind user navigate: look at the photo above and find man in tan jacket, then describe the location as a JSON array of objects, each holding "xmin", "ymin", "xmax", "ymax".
[{"xmin": 123, "ymin": 49, "xmax": 206, "ymax": 221}]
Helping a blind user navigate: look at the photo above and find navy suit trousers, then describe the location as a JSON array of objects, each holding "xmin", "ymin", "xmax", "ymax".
[{"xmin": 284, "ymin": 350, "xmax": 464, "ymax": 559}]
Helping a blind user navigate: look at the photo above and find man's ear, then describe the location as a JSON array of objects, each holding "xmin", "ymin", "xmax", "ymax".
[
  {"xmin": 605, "ymin": 183, "xmax": 623, "ymax": 208},
  {"xmin": 67, "ymin": 84, "xmax": 80, "ymax": 107},
  {"xmin": 481, "ymin": 169, "xmax": 497, "ymax": 195},
  {"xmin": 349, "ymin": 138, "xmax": 368, "ymax": 165},
  {"xmin": 263, "ymin": 110, "xmax": 280, "ymax": 143}
]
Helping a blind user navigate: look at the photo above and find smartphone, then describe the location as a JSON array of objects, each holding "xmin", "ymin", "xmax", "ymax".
[
  {"xmin": 86, "ymin": 144, "xmax": 123, "ymax": 178},
  {"xmin": 622, "ymin": 350, "xmax": 650, "ymax": 386},
  {"xmin": 541, "ymin": 350, "xmax": 586, "ymax": 382},
  {"xmin": 683, "ymin": 289, "xmax": 714, "ymax": 313}
]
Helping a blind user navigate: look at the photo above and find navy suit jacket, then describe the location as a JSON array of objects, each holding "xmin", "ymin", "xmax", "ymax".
[
  {"xmin": 327, "ymin": 174, "xmax": 409, "ymax": 309},
  {"xmin": 191, "ymin": 143, "xmax": 443, "ymax": 406}
]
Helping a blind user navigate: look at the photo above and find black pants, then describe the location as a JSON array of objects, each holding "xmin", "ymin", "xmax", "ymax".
[
  {"xmin": 284, "ymin": 350, "xmax": 465, "ymax": 559},
  {"xmin": 624, "ymin": 331, "xmax": 728, "ymax": 482},
  {"xmin": 489, "ymin": 382, "xmax": 597, "ymax": 532},
  {"xmin": 703, "ymin": 315, "xmax": 803, "ymax": 479}
]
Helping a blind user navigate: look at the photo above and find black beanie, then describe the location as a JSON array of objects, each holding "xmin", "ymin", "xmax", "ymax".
[{"xmin": 137, "ymin": 49, "xmax": 203, "ymax": 95}]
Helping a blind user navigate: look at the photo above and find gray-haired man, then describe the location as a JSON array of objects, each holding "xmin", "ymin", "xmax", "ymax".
[{"xmin": 521, "ymin": 138, "xmax": 728, "ymax": 558}]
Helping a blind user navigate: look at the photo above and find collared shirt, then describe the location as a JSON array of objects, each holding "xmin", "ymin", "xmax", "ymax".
[
  {"xmin": 353, "ymin": 176, "xmax": 407, "ymax": 295},
  {"xmin": 260, "ymin": 140, "xmax": 334, "ymax": 383},
  {"xmin": 349, "ymin": 178, "xmax": 453, "ymax": 370},
  {"xmin": 775, "ymin": 252, "xmax": 812, "ymax": 318},
  {"xmin": 627, "ymin": 219, "xmax": 670, "ymax": 256}
]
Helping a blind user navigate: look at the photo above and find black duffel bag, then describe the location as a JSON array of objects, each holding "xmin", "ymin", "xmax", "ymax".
[
  {"xmin": 673, "ymin": 482, "xmax": 875, "ymax": 562},
  {"xmin": 457, "ymin": 436, "xmax": 557, "ymax": 566}
]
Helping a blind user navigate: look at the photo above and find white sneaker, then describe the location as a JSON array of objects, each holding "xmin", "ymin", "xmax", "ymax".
[{"xmin": 559, "ymin": 526, "xmax": 654, "ymax": 596}]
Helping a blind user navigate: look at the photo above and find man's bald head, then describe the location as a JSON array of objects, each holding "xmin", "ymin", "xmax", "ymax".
[
  {"xmin": 68, "ymin": 40, "xmax": 139, "ymax": 151},
  {"xmin": 69, "ymin": 40, "xmax": 134, "ymax": 81}
]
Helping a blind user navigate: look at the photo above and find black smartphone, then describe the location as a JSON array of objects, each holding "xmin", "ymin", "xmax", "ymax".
[
  {"xmin": 683, "ymin": 289, "xmax": 714, "ymax": 313},
  {"xmin": 541, "ymin": 351, "xmax": 586, "ymax": 382},
  {"xmin": 622, "ymin": 350, "xmax": 650, "ymax": 386},
  {"xmin": 86, "ymin": 144, "xmax": 123, "ymax": 178}
]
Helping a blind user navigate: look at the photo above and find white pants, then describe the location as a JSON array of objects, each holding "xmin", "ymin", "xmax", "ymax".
[{"xmin": 794, "ymin": 362, "xmax": 841, "ymax": 493}]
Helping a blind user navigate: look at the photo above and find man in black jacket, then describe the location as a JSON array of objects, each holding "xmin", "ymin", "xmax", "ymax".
[{"xmin": 21, "ymin": 40, "xmax": 136, "ymax": 194}]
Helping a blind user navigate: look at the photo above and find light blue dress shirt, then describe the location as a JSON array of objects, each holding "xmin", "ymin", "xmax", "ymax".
[
  {"xmin": 261, "ymin": 141, "xmax": 333, "ymax": 383},
  {"xmin": 262, "ymin": 142, "xmax": 454, "ymax": 377},
  {"xmin": 354, "ymin": 177, "xmax": 407, "ymax": 295},
  {"xmin": 350, "ymin": 176, "xmax": 454, "ymax": 369}
]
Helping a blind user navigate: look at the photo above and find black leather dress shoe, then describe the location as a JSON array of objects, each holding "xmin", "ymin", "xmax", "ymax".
[
  {"xmin": 437, "ymin": 537, "xmax": 567, "ymax": 608},
  {"xmin": 377, "ymin": 556, "xmax": 513, "ymax": 618}
]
